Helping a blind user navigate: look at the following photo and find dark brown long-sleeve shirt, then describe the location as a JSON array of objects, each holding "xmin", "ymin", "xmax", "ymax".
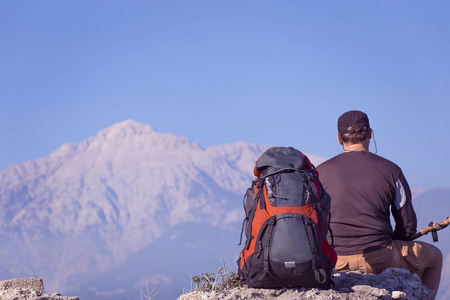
[{"xmin": 317, "ymin": 151, "xmax": 417, "ymax": 255}]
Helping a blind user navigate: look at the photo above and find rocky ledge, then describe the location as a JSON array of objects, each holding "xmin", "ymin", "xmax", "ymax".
[
  {"xmin": 178, "ymin": 268, "xmax": 434, "ymax": 300},
  {"xmin": 0, "ymin": 278, "xmax": 79, "ymax": 300}
]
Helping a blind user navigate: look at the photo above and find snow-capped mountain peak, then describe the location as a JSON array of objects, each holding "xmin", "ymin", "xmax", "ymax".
[{"xmin": 0, "ymin": 121, "xmax": 266, "ymax": 291}]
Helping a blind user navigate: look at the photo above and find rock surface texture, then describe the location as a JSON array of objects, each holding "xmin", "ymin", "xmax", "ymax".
[
  {"xmin": 0, "ymin": 278, "xmax": 79, "ymax": 300},
  {"xmin": 178, "ymin": 268, "xmax": 434, "ymax": 300}
]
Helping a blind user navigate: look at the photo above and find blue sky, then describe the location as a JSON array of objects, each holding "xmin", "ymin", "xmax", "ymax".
[{"xmin": 1, "ymin": 1, "xmax": 449, "ymax": 189}]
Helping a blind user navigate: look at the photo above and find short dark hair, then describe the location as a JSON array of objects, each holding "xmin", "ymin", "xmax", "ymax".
[{"xmin": 340, "ymin": 125, "xmax": 370, "ymax": 144}]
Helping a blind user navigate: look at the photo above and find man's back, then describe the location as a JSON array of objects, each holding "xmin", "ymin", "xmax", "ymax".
[
  {"xmin": 317, "ymin": 150, "xmax": 417, "ymax": 255},
  {"xmin": 317, "ymin": 110, "xmax": 442, "ymax": 297}
]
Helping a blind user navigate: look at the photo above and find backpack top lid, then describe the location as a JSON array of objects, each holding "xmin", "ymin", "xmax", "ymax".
[{"xmin": 254, "ymin": 147, "xmax": 313, "ymax": 177}]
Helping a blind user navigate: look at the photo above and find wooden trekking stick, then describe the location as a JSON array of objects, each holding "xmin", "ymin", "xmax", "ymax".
[{"xmin": 410, "ymin": 216, "xmax": 450, "ymax": 242}]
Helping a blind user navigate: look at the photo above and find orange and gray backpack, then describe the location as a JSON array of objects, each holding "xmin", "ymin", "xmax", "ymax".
[{"xmin": 237, "ymin": 147, "xmax": 337, "ymax": 289}]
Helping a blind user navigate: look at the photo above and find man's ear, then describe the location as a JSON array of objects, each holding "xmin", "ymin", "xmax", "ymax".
[
  {"xmin": 337, "ymin": 134, "xmax": 343, "ymax": 145},
  {"xmin": 368, "ymin": 129, "xmax": 373, "ymax": 139}
]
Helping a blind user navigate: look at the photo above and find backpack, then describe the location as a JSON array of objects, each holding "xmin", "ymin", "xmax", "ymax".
[{"xmin": 237, "ymin": 147, "xmax": 337, "ymax": 289}]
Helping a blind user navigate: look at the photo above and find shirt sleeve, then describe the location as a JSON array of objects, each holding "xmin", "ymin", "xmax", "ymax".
[{"xmin": 391, "ymin": 171, "xmax": 417, "ymax": 240}]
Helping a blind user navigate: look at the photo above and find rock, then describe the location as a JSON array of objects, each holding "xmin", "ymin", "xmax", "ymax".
[
  {"xmin": 0, "ymin": 278, "xmax": 45, "ymax": 294},
  {"xmin": 177, "ymin": 268, "xmax": 435, "ymax": 300},
  {"xmin": 0, "ymin": 278, "xmax": 79, "ymax": 300},
  {"xmin": 392, "ymin": 290, "xmax": 407, "ymax": 299}
]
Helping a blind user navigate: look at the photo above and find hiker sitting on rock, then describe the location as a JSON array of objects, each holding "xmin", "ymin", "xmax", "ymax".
[{"xmin": 316, "ymin": 110, "xmax": 442, "ymax": 298}]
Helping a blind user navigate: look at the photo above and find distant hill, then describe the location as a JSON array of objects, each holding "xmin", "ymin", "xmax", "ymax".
[
  {"xmin": 411, "ymin": 188, "xmax": 450, "ymax": 300},
  {"xmin": 0, "ymin": 120, "xmax": 448, "ymax": 300},
  {"xmin": 0, "ymin": 120, "xmax": 264, "ymax": 295}
]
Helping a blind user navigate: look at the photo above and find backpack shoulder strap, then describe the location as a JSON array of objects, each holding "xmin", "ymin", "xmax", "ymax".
[{"xmin": 239, "ymin": 178, "xmax": 264, "ymax": 247}]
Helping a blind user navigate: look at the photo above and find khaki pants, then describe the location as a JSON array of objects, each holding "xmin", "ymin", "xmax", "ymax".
[{"xmin": 335, "ymin": 240, "xmax": 432, "ymax": 276}]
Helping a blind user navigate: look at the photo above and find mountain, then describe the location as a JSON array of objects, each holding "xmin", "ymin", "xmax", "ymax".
[
  {"xmin": 0, "ymin": 120, "xmax": 448, "ymax": 300},
  {"xmin": 412, "ymin": 188, "xmax": 450, "ymax": 300},
  {"xmin": 0, "ymin": 120, "xmax": 267, "ymax": 293}
]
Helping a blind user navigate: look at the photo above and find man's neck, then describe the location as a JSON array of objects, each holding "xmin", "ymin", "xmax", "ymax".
[{"xmin": 343, "ymin": 142, "xmax": 369, "ymax": 152}]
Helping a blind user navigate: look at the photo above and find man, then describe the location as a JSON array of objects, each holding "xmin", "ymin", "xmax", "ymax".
[{"xmin": 317, "ymin": 110, "xmax": 442, "ymax": 297}]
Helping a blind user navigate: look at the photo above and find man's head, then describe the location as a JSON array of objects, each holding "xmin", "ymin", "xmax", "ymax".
[{"xmin": 337, "ymin": 110, "xmax": 372, "ymax": 145}]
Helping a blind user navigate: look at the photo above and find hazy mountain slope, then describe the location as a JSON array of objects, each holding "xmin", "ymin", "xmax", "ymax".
[
  {"xmin": 73, "ymin": 222, "xmax": 242, "ymax": 300},
  {"xmin": 412, "ymin": 188, "xmax": 450, "ymax": 300},
  {"xmin": 0, "ymin": 120, "xmax": 267, "ymax": 293}
]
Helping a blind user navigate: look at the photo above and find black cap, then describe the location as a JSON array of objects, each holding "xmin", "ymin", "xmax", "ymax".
[{"xmin": 337, "ymin": 110, "xmax": 370, "ymax": 134}]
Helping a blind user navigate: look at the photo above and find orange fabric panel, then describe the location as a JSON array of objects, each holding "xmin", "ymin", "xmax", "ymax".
[
  {"xmin": 263, "ymin": 184, "xmax": 319, "ymax": 224},
  {"xmin": 240, "ymin": 185, "xmax": 268, "ymax": 269},
  {"xmin": 266, "ymin": 204, "xmax": 319, "ymax": 225}
]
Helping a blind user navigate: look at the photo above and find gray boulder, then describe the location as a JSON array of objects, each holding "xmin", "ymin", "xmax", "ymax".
[
  {"xmin": 178, "ymin": 268, "xmax": 434, "ymax": 300},
  {"xmin": 0, "ymin": 278, "xmax": 79, "ymax": 300}
]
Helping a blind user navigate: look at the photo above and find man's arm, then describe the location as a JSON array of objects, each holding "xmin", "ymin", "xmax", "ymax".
[{"xmin": 391, "ymin": 171, "xmax": 417, "ymax": 240}]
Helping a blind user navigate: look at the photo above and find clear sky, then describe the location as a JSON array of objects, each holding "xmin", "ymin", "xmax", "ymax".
[{"xmin": 1, "ymin": 1, "xmax": 449, "ymax": 190}]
